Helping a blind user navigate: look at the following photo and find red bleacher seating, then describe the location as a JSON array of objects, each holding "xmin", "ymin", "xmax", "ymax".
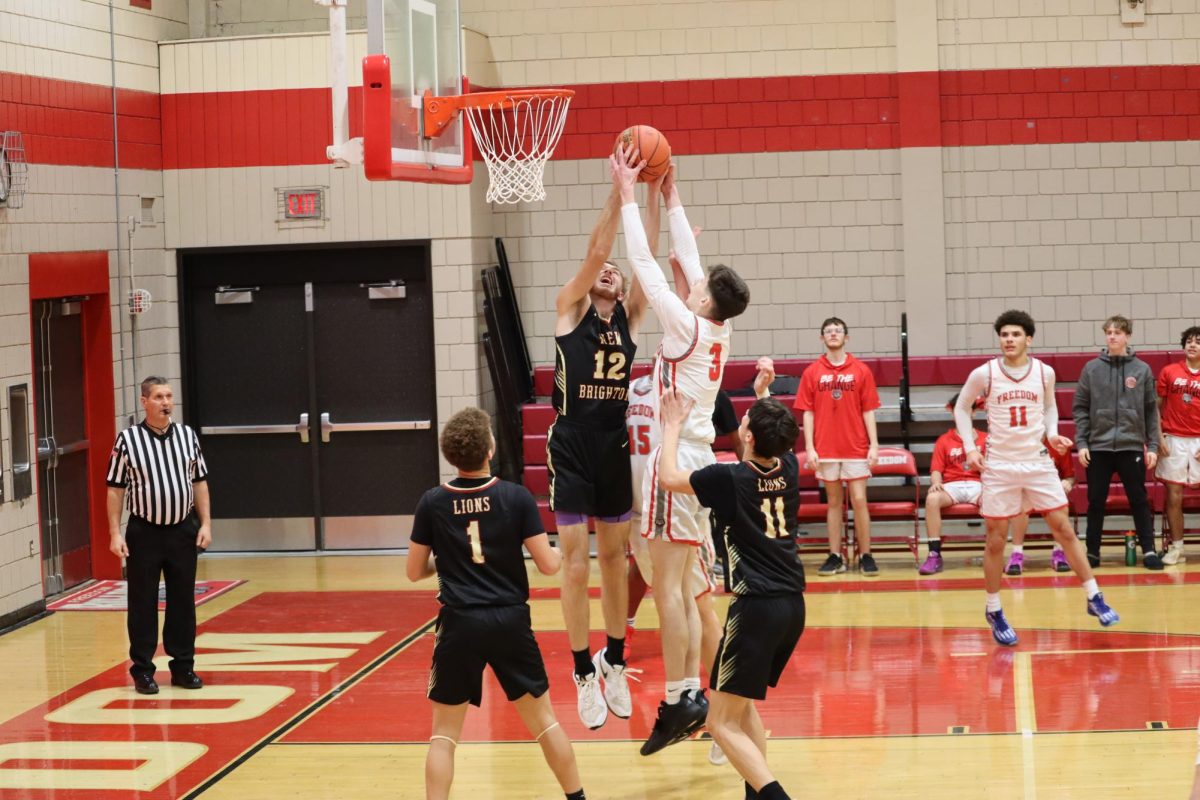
[
  {"xmin": 521, "ymin": 350, "xmax": 1180, "ymax": 542},
  {"xmin": 857, "ymin": 447, "xmax": 921, "ymax": 562}
]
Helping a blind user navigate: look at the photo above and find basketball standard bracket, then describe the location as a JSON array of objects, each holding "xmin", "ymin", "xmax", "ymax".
[{"xmin": 315, "ymin": 0, "xmax": 363, "ymax": 167}]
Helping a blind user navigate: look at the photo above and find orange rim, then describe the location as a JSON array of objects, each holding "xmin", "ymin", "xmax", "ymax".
[{"xmin": 424, "ymin": 88, "xmax": 574, "ymax": 138}]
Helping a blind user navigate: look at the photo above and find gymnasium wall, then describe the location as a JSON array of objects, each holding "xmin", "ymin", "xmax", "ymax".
[{"xmin": 0, "ymin": 0, "xmax": 189, "ymax": 618}]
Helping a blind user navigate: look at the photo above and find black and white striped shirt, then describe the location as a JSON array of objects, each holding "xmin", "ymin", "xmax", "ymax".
[{"xmin": 105, "ymin": 422, "xmax": 209, "ymax": 525}]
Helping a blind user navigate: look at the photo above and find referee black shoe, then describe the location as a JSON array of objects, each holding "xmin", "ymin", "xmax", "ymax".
[
  {"xmin": 132, "ymin": 673, "xmax": 159, "ymax": 695},
  {"xmin": 171, "ymin": 671, "xmax": 204, "ymax": 689},
  {"xmin": 640, "ymin": 696, "xmax": 706, "ymax": 756}
]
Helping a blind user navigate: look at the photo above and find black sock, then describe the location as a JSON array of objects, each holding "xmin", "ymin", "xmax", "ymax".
[
  {"xmin": 745, "ymin": 781, "xmax": 759, "ymax": 799},
  {"xmin": 757, "ymin": 782, "xmax": 790, "ymax": 800},
  {"xmin": 566, "ymin": 790, "xmax": 586, "ymax": 800},
  {"xmin": 605, "ymin": 635, "xmax": 625, "ymax": 665},
  {"xmin": 930, "ymin": 539, "xmax": 942, "ymax": 553},
  {"xmin": 572, "ymin": 648, "xmax": 594, "ymax": 677}
]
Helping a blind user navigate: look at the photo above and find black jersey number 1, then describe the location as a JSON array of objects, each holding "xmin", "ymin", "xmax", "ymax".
[{"xmin": 465, "ymin": 521, "xmax": 485, "ymax": 564}]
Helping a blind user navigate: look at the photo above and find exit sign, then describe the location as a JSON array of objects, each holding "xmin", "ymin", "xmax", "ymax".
[{"xmin": 280, "ymin": 187, "xmax": 324, "ymax": 220}]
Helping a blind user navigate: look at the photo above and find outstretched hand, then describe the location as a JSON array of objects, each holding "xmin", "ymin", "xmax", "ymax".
[
  {"xmin": 610, "ymin": 143, "xmax": 645, "ymax": 202},
  {"xmin": 659, "ymin": 389, "xmax": 694, "ymax": 431},
  {"xmin": 753, "ymin": 356, "xmax": 776, "ymax": 398}
]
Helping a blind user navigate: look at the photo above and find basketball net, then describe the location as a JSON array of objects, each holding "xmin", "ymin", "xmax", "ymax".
[{"xmin": 462, "ymin": 90, "xmax": 573, "ymax": 204}]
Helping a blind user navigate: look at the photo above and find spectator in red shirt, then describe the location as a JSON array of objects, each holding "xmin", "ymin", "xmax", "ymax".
[
  {"xmin": 919, "ymin": 393, "xmax": 986, "ymax": 575},
  {"xmin": 1156, "ymin": 325, "xmax": 1200, "ymax": 565},
  {"xmin": 1004, "ymin": 438, "xmax": 1077, "ymax": 574},
  {"xmin": 795, "ymin": 318, "xmax": 882, "ymax": 576}
]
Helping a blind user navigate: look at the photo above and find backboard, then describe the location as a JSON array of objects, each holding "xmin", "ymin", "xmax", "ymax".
[{"xmin": 364, "ymin": 0, "xmax": 470, "ymax": 183}]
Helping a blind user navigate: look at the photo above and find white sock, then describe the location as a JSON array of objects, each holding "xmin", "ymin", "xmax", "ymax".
[
  {"xmin": 1082, "ymin": 579, "xmax": 1100, "ymax": 600},
  {"xmin": 985, "ymin": 592, "xmax": 1002, "ymax": 613},
  {"xmin": 1011, "ymin": 545, "xmax": 1024, "ymax": 555},
  {"xmin": 626, "ymin": 616, "xmax": 636, "ymax": 628},
  {"xmin": 683, "ymin": 676, "xmax": 701, "ymax": 695},
  {"xmin": 665, "ymin": 680, "xmax": 686, "ymax": 705}
]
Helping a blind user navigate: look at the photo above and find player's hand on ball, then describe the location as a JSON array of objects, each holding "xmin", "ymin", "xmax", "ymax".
[
  {"xmin": 610, "ymin": 144, "xmax": 645, "ymax": 198},
  {"xmin": 1048, "ymin": 435, "xmax": 1072, "ymax": 454},
  {"xmin": 659, "ymin": 389, "xmax": 693, "ymax": 429}
]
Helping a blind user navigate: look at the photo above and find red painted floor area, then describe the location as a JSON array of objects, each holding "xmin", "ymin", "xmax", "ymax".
[
  {"xmin": 289, "ymin": 625, "xmax": 1200, "ymax": 744},
  {"xmin": 0, "ymin": 592, "xmax": 439, "ymax": 799}
]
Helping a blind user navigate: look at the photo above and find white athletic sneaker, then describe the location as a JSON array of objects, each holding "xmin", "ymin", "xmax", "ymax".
[
  {"xmin": 574, "ymin": 669, "xmax": 608, "ymax": 730},
  {"xmin": 592, "ymin": 647, "xmax": 632, "ymax": 719},
  {"xmin": 1163, "ymin": 541, "xmax": 1187, "ymax": 565},
  {"xmin": 708, "ymin": 740, "xmax": 728, "ymax": 766}
]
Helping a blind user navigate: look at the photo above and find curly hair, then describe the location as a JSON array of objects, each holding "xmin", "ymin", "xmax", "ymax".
[
  {"xmin": 440, "ymin": 408, "xmax": 493, "ymax": 471},
  {"xmin": 994, "ymin": 309, "xmax": 1035, "ymax": 337},
  {"xmin": 1182, "ymin": 326, "xmax": 1200, "ymax": 349}
]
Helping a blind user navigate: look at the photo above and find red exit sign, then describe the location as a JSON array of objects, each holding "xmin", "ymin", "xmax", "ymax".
[{"xmin": 281, "ymin": 188, "xmax": 324, "ymax": 220}]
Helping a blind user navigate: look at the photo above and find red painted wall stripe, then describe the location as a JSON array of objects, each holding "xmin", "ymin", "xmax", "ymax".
[
  {"xmin": 0, "ymin": 71, "xmax": 161, "ymax": 170},
  {"xmin": 161, "ymin": 65, "xmax": 1200, "ymax": 169}
]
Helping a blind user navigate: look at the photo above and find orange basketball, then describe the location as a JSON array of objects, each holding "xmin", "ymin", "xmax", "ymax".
[{"xmin": 614, "ymin": 125, "xmax": 671, "ymax": 182}]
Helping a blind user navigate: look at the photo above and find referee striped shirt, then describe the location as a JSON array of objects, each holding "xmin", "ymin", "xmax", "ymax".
[{"xmin": 105, "ymin": 422, "xmax": 209, "ymax": 526}]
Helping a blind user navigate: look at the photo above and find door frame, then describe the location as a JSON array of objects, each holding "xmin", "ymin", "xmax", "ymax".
[
  {"xmin": 28, "ymin": 252, "xmax": 118, "ymax": 583},
  {"xmin": 176, "ymin": 240, "xmax": 438, "ymax": 549}
]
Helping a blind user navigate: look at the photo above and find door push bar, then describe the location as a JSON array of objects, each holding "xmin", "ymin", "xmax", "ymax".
[
  {"xmin": 201, "ymin": 413, "xmax": 312, "ymax": 443},
  {"xmin": 319, "ymin": 412, "xmax": 431, "ymax": 442}
]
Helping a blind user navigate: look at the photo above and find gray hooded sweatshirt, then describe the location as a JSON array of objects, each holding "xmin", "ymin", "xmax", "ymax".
[{"xmin": 1072, "ymin": 348, "xmax": 1160, "ymax": 453}]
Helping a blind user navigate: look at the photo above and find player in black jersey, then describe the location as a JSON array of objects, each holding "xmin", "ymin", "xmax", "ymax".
[
  {"xmin": 549, "ymin": 148, "xmax": 658, "ymax": 729},
  {"xmin": 407, "ymin": 408, "xmax": 586, "ymax": 800},
  {"xmin": 655, "ymin": 392, "xmax": 806, "ymax": 800}
]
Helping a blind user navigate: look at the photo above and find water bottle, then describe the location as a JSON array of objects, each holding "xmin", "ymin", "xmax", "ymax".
[{"xmin": 1125, "ymin": 532, "xmax": 1137, "ymax": 566}]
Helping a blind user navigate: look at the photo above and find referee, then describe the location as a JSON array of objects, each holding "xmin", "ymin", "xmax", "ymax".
[{"xmin": 105, "ymin": 376, "xmax": 211, "ymax": 695}]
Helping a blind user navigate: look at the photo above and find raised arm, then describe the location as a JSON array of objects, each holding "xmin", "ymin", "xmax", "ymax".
[
  {"xmin": 614, "ymin": 150, "xmax": 695, "ymax": 344},
  {"xmin": 556, "ymin": 187, "xmax": 622, "ymax": 328},
  {"xmin": 658, "ymin": 390, "xmax": 698, "ymax": 494},
  {"xmin": 663, "ymin": 166, "xmax": 703, "ymax": 286},
  {"xmin": 625, "ymin": 173, "xmax": 666, "ymax": 333}
]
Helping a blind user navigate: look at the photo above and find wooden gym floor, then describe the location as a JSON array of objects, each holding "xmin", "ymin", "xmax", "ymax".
[{"xmin": 0, "ymin": 549, "xmax": 1197, "ymax": 798}]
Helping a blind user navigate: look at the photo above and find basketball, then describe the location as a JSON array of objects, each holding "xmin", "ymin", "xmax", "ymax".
[{"xmin": 614, "ymin": 125, "xmax": 671, "ymax": 182}]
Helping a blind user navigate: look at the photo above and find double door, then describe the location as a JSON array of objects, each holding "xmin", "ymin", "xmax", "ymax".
[
  {"xmin": 34, "ymin": 299, "xmax": 92, "ymax": 594},
  {"xmin": 184, "ymin": 245, "xmax": 438, "ymax": 550}
]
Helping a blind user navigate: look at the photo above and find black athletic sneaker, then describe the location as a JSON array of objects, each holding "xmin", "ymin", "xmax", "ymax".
[
  {"xmin": 817, "ymin": 553, "xmax": 846, "ymax": 576},
  {"xmin": 859, "ymin": 553, "xmax": 879, "ymax": 576},
  {"xmin": 1087, "ymin": 552, "xmax": 1101, "ymax": 568},
  {"xmin": 679, "ymin": 690, "xmax": 709, "ymax": 740},
  {"xmin": 1144, "ymin": 552, "xmax": 1164, "ymax": 570},
  {"xmin": 640, "ymin": 696, "xmax": 706, "ymax": 756}
]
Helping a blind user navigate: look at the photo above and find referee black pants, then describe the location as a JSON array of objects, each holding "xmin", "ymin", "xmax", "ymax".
[
  {"xmin": 1084, "ymin": 450, "xmax": 1155, "ymax": 556},
  {"xmin": 125, "ymin": 515, "xmax": 199, "ymax": 677}
]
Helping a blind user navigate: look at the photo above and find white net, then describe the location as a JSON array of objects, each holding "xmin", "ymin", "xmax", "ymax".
[{"xmin": 463, "ymin": 91, "xmax": 572, "ymax": 204}]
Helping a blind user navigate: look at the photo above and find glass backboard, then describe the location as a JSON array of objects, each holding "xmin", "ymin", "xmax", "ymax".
[{"xmin": 364, "ymin": 0, "xmax": 468, "ymax": 181}]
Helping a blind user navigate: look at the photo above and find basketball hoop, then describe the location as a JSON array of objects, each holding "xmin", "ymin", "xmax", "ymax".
[{"xmin": 451, "ymin": 89, "xmax": 575, "ymax": 204}]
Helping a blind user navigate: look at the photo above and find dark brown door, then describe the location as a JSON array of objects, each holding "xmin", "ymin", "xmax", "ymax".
[{"xmin": 34, "ymin": 298, "xmax": 93, "ymax": 594}]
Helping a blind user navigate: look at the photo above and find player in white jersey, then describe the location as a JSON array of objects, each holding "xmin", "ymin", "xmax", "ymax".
[
  {"xmin": 954, "ymin": 310, "xmax": 1119, "ymax": 646},
  {"xmin": 613, "ymin": 146, "xmax": 751, "ymax": 755}
]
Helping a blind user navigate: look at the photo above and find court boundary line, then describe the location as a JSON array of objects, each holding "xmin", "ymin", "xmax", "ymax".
[{"xmin": 181, "ymin": 615, "xmax": 437, "ymax": 798}]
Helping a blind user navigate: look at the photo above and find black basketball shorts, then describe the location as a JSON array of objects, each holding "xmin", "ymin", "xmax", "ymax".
[
  {"xmin": 710, "ymin": 593, "xmax": 806, "ymax": 700},
  {"xmin": 427, "ymin": 604, "xmax": 549, "ymax": 707},
  {"xmin": 546, "ymin": 418, "xmax": 633, "ymax": 518}
]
